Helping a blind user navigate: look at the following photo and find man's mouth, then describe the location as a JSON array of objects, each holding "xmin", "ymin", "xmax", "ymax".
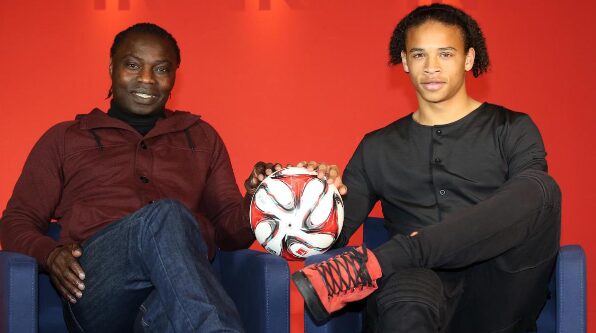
[
  {"xmin": 132, "ymin": 92, "xmax": 157, "ymax": 99},
  {"xmin": 421, "ymin": 81, "xmax": 446, "ymax": 91}
]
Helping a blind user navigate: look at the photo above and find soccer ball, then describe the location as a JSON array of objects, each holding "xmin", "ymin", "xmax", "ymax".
[{"xmin": 250, "ymin": 167, "xmax": 344, "ymax": 260}]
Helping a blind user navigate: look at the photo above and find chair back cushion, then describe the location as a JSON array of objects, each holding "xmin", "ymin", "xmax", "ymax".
[{"xmin": 362, "ymin": 217, "xmax": 389, "ymax": 249}]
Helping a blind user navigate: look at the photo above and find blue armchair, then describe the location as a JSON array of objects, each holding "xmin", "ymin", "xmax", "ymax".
[
  {"xmin": 305, "ymin": 217, "xmax": 586, "ymax": 333},
  {"xmin": 0, "ymin": 223, "xmax": 290, "ymax": 333}
]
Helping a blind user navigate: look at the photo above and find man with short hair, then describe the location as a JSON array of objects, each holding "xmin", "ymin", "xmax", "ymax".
[
  {"xmin": 0, "ymin": 23, "xmax": 316, "ymax": 333},
  {"xmin": 293, "ymin": 4, "xmax": 560, "ymax": 333}
]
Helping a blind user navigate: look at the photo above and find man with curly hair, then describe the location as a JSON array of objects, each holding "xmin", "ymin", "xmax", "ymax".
[{"xmin": 293, "ymin": 4, "xmax": 560, "ymax": 332}]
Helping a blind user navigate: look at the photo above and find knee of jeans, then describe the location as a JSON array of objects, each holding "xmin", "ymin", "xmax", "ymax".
[
  {"xmin": 516, "ymin": 169, "xmax": 561, "ymax": 209},
  {"xmin": 151, "ymin": 198, "xmax": 189, "ymax": 212},
  {"xmin": 375, "ymin": 268, "xmax": 444, "ymax": 317},
  {"xmin": 145, "ymin": 199, "xmax": 201, "ymax": 234}
]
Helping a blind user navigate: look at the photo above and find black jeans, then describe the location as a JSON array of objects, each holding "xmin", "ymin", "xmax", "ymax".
[{"xmin": 368, "ymin": 169, "xmax": 561, "ymax": 333}]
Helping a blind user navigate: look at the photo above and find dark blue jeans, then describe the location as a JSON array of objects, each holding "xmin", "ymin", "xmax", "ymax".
[{"xmin": 62, "ymin": 199, "xmax": 244, "ymax": 333}]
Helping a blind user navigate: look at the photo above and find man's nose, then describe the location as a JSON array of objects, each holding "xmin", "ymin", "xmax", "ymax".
[
  {"xmin": 138, "ymin": 68, "xmax": 155, "ymax": 83},
  {"xmin": 424, "ymin": 56, "xmax": 440, "ymax": 74}
]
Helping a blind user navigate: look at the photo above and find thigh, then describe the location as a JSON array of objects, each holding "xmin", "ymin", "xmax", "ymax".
[
  {"xmin": 64, "ymin": 216, "xmax": 152, "ymax": 333},
  {"xmin": 444, "ymin": 178, "xmax": 560, "ymax": 333},
  {"xmin": 449, "ymin": 229, "xmax": 559, "ymax": 333}
]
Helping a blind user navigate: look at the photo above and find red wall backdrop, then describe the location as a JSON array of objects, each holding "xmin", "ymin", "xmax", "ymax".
[{"xmin": 1, "ymin": 1, "xmax": 593, "ymax": 332}]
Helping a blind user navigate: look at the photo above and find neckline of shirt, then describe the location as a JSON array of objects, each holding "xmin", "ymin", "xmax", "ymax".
[{"xmin": 408, "ymin": 102, "xmax": 488, "ymax": 129}]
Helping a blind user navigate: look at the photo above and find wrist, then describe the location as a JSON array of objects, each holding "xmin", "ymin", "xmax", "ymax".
[{"xmin": 46, "ymin": 245, "xmax": 63, "ymax": 268}]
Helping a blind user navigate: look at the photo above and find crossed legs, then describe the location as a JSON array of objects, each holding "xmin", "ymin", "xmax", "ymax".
[{"xmin": 63, "ymin": 199, "xmax": 244, "ymax": 333}]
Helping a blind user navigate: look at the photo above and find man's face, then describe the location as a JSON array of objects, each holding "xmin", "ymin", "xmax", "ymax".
[
  {"xmin": 110, "ymin": 32, "xmax": 178, "ymax": 116},
  {"xmin": 400, "ymin": 20, "xmax": 475, "ymax": 106}
]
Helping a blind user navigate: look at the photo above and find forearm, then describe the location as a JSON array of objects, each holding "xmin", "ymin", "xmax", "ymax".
[
  {"xmin": 0, "ymin": 216, "xmax": 60, "ymax": 270},
  {"xmin": 0, "ymin": 124, "xmax": 65, "ymax": 268},
  {"xmin": 213, "ymin": 194, "xmax": 255, "ymax": 250}
]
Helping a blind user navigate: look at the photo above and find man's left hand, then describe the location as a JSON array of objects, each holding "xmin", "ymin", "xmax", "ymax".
[{"xmin": 295, "ymin": 161, "xmax": 348, "ymax": 195}]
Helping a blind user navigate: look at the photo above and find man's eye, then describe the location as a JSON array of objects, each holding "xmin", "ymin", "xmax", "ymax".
[
  {"xmin": 126, "ymin": 63, "xmax": 140, "ymax": 70},
  {"xmin": 412, "ymin": 53, "xmax": 424, "ymax": 59},
  {"xmin": 155, "ymin": 66, "xmax": 169, "ymax": 73},
  {"xmin": 440, "ymin": 52, "xmax": 454, "ymax": 58}
]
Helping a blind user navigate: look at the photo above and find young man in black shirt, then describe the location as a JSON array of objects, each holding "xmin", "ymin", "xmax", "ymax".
[{"xmin": 292, "ymin": 4, "xmax": 560, "ymax": 332}]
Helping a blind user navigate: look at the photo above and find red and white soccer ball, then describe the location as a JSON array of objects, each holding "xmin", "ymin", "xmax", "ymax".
[{"xmin": 250, "ymin": 167, "xmax": 344, "ymax": 260}]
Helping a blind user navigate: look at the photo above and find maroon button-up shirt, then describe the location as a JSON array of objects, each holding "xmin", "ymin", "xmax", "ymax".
[{"xmin": 0, "ymin": 109, "xmax": 255, "ymax": 268}]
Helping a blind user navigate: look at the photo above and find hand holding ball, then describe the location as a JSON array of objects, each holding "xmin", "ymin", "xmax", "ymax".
[{"xmin": 250, "ymin": 167, "xmax": 344, "ymax": 260}]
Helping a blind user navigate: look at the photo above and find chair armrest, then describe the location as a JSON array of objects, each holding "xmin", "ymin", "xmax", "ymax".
[
  {"xmin": 216, "ymin": 249, "xmax": 290, "ymax": 333},
  {"xmin": 304, "ymin": 248, "xmax": 365, "ymax": 333},
  {"xmin": 0, "ymin": 251, "xmax": 38, "ymax": 333},
  {"xmin": 556, "ymin": 245, "xmax": 586, "ymax": 333}
]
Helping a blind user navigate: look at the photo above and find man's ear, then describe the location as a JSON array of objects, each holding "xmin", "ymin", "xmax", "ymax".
[
  {"xmin": 464, "ymin": 48, "xmax": 476, "ymax": 72},
  {"xmin": 401, "ymin": 51, "xmax": 409, "ymax": 73},
  {"xmin": 109, "ymin": 59, "xmax": 113, "ymax": 76}
]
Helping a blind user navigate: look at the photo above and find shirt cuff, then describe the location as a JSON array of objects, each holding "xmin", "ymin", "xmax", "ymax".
[{"xmin": 30, "ymin": 237, "xmax": 61, "ymax": 271}]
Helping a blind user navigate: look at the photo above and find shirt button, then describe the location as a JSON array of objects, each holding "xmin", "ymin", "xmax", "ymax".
[
  {"xmin": 139, "ymin": 176, "xmax": 150, "ymax": 184},
  {"xmin": 140, "ymin": 141, "xmax": 148, "ymax": 150},
  {"xmin": 434, "ymin": 157, "xmax": 442, "ymax": 164},
  {"xmin": 439, "ymin": 189, "xmax": 446, "ymax": 196},
  {"xmin": 435, "ymin": 129, "xmax": 442, "ymax": 135}
]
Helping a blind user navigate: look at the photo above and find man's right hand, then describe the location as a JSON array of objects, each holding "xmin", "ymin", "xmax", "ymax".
[
  {"xmin": 245, "ymin": 161, "xmax": 283, "ymax": 195},
  {"xmin": 47, "ymin": 243, "xmax": 85, "ymax": 303}
]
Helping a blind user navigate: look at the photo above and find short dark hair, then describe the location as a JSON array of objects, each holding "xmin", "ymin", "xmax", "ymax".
[
  {"xmin": 110, "ymin": 22, "xmax": 181, "ymax": 66},
  {"xmin": 389, "ymin": 4, "xmax": 489, "ymax": 77}
]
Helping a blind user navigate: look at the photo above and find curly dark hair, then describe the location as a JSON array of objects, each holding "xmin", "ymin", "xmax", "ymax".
[
  {"xmin": 389, "ymin": 4, "xmax": 489, "ymax": 77},
  {"xmin": 110, "ymin": 22, "xmax": 181, "ymax": 66}
]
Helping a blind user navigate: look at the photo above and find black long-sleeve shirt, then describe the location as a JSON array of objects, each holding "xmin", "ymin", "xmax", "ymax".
[{"xmin": 335, "ymin": 102, "xmax": 547, "ymax": 246}]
